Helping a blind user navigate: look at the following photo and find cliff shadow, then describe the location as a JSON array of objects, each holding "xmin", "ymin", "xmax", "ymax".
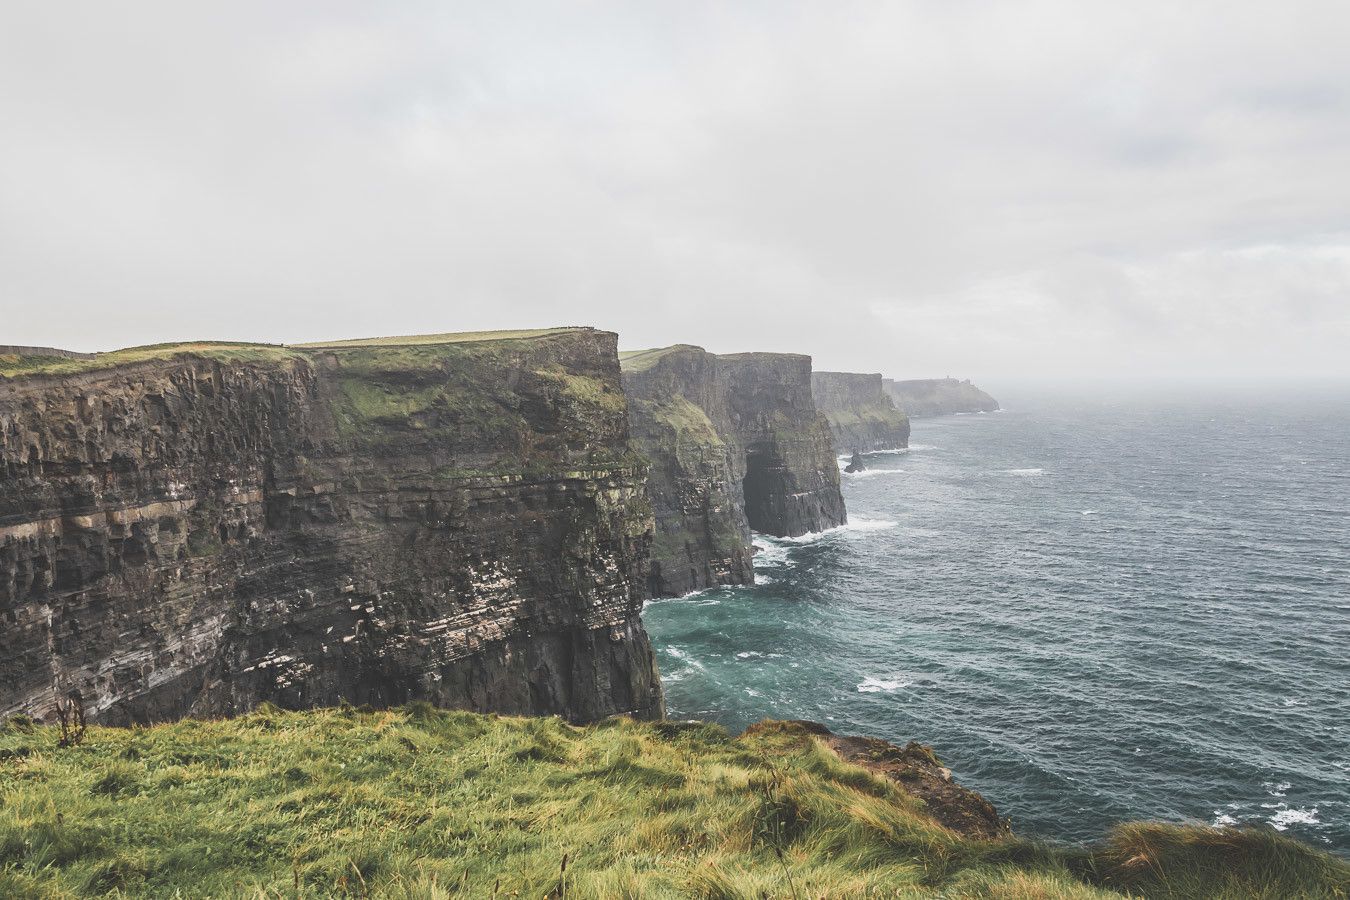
[{"xmin": 742, "ymin": 446, "xmax": 788, "ymax": 535}]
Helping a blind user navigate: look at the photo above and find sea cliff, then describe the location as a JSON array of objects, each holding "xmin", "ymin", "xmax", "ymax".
[
  {"xmin": 621, "ymin": 346, "xmax": 846, "ymax": 598},
  {"xmin": 0, "ymin": 329, "xmax": 662, "ymax": 725},
  {"xmin": 811, "ymin": 371, "xmax": 911, "ymax": 453},
  {"xmin": 884, "ymin": 377, "xmax": 999, "ymax": 417}
]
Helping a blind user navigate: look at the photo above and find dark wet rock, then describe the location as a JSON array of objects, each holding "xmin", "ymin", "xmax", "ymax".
[{"xmin": 844, "ymin": 451, "xmax": 866, "ymax": 473}]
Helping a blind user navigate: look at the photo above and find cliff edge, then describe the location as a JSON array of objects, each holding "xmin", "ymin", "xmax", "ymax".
[
  {"xmin": 884, "ymin": 377, "xmax": 999, "ymax": 417},
  {"xmin": 0, "ymin": 328, "xmax": 662, "ymax": 725},
  {"xmin": 621, "ymin": 346, "xmax": 846, "ymax": 598},
  {"xmin": 811, "ymin": 371, "xmax": 911, "ymax": 454}
]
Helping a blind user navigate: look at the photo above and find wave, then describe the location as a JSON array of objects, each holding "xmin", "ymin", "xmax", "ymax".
[
  {"xmin": 752, "ymin": 537, "xmax": 793, "ymax": 567},
  {"xmin": 1268, "ymin": 806, "xmax": 1321, "ymax": 830},
  {"xmin": 770, "ymin": 518, "xmax": 899, "ymax": 544},
  {"xmin": 1003, "ymin": 467, "xmax": 1046, "ymax": 477},
  {"xmin": 843, "ymin": 468, "xmax": 906, "ymax": 479},
  {"xmin": 662, "ymin": 646, "xmax": 706, "ymax": 671},
  {"xmin": 1265, "ymin": 781, "xmax": 1292, "ymax": 798},
  {"xmin": 856, "ymin": 675, "xmax": 911, "ymax": 694},
  {"xmin": 645, "ymin": 587, "xmax": 721, "ymax": 608}
]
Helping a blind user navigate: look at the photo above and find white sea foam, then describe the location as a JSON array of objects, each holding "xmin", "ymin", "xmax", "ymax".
[
  {"xmin": 843, "ymin": 468, "xmax": 906, "ymax": 479},
  {"xmin": 1265, "ymin": 781, "xmax": 1292, "ymax": 798},
  {"xmin": 856, "ymin": 676, "xmax": 910, "ymax": 694},
  {"xmin": 736, "ymin": 651, "xmax": 783, "ymax": 659},
  {"xmin": 773, "ymin": 518, "xmax": 898, "ymax": 544},
  {"xmin": 1212, "ymin": 812, "xmax": 1240, "ymax": 827},
  {"xmin": 837, "ymin": 447, "xmax": 919, "ymax": 463},
  {"xmin": 1003, "ymin": 467, "xmax": 1045, "ymax": 477},
  {"xmin": 1268, "ymin": 807, "xmax": 1320, "ymax": 830},
  {"xmin": 1081, "ymin": 509, "xmax": 1099, "ymax": 516},
  {"xmin": 754, "ymin": 573, "xmax": 776, "ymax": 585},
  {"xmin": 752, "ymin": 537, "xmax": 792, "ymax": 567},
  {"xmin": 663, "ymin": 647, "xmax": 706, "ymax": 671}
]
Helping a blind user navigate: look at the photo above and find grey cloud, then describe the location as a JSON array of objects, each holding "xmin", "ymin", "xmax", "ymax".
[{"xmin": 1, "ymin": 1, "xmax": 1348, "ymax": 379}]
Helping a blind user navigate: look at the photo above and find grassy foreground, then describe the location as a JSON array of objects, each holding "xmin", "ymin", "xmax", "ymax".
[{"xmin": 1, "ymin": 709, "xmax": 1345, "ymax": 899}]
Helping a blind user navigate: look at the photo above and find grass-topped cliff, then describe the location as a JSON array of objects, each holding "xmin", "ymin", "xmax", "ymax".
[
  {"xmin": 1, "ymin": 326, "xmax": 661, "ymax": 729},
  {"xmin": 2, "ymin": 709, "xmax": 1344, "ymax": 899}
]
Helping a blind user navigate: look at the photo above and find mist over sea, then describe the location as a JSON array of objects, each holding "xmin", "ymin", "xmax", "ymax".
[{"xmin": 645, "ymin": 383, "xmax": 1350, "ymax": 852}]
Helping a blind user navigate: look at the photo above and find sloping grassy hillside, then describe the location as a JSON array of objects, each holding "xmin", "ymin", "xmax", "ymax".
[{"xmin": 1, "ymin": 709, "xmax": 1344, "ymax": 899}]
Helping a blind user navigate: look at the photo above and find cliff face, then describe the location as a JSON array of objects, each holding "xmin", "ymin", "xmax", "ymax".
[
  {"xmin": 810, "ymin": 372, "xmax": 911, "ymax": 454},
  {"xmin": 0, "ymin": 329, "xmax": 663, "ymax": 726},
  {"xmin": 883, "ymin": 378, "xmax": 999, "ymax": 417},
  {"xmin": 621, "ymin": 346, "xmax": 846, "ymax": 598}
]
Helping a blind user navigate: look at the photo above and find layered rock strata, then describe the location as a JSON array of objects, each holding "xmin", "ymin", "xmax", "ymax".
[
  {"xmin": 883, "ymin": 378, "xmax": 999, "ymax": 417},
  {"xmin": 0, "ymin": 329, "xmax": 663, "ymax": 725},
  {"xmin": 621, "ymin": 345, "xmax": 846, "ymax": 598},
  {"xmin": 810, "ymin": 371, "xmax": 911, "ymax": 454}
]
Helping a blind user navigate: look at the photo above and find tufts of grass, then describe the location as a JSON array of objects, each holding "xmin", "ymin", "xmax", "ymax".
[
  {"xmin": 0, "ymin": 342, "xmax": 300, "ymax": 378},
  {"xmin": 1078, "ymin": 821, "xmax": 1350, "ymax": 899},
  {"xmin": 0, "ymin": 711, "xmax": 1344, "ymax": 898},
  {"xmin": 297, "ymin": 327, "xmax": 584, "ymax": 348}
]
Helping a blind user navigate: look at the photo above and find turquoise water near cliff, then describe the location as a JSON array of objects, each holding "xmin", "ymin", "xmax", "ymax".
[{"xmin": 644, "ymin": 384, "xmax": 1350, "ymax": 852}]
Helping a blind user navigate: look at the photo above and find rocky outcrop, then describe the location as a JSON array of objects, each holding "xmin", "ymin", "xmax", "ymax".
[
  {"xmin": 883, "ymin": 378, "xmax": 999, "ymax": 417},
  {"xmin": 810, "ymin": 372, "xmax": 911, "ymax": 454},
  {"xmin": 0, "ymin": 329, "xmax": 663, "ymax": 726},
  {"xmin": 744, "ymin": 720, "xmax": 1011, "ymax": 840},
  {"xmin": 621, "ymin": 346, "xmax": 846, "ymax": 598}
]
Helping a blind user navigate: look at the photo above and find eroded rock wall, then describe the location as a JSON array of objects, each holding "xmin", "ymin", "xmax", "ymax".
[
  {"xmin": 810, "ymin": 371, "xmax": 911, "ymax": 454},
  {"xmin": 0, "ymin": 330, "xmax": 663, "ymax": 725},
  {"xmin": 621, "ymin": 346, "xmax": 845, "ymax": 597},
  {"xmin": 883, "ymin": 378, "xmax": 999, "ymax": 417}
]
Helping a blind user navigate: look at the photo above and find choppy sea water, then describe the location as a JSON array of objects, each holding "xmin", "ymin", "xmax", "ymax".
[{"xmin": 644, "ymin": 384, "xmax": 1350, "ymax": 852}]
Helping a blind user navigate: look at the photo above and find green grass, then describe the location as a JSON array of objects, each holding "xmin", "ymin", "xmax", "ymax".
[
  {"xmin": 632, "ymin": 396, "xmax": 724, "ymax": 447},
  {"xmin": 0, "ymin": 343, "xmax": 301, "ymax": 378},
  {"xmin": 298, "ymin": 328, "xmax": 582, "ymax": 349},
  {"xmin": 617, "ymin": 345, "xmax": 704, "ymax": 374},
  {"xmin": 1, "ymin": 711, "xmax": 1342, "ymax": 899},
  {"xmin": 0, "ymin": 330, "xmax": 592, "ymax": 379}
]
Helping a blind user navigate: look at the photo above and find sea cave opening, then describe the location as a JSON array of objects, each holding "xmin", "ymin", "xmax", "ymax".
[{"xmin": 742, "ymin": 447, "xmax": 784, "ymax": 534}]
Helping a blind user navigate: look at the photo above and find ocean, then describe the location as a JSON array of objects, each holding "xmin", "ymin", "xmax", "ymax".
[{"xmin": 643, "ymin": 383, "xmax": 1350, "ymax": 853}]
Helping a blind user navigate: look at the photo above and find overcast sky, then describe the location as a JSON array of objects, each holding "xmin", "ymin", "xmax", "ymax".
[{"xmin": 3, "ymin": 2, "xmax": 1348, "ymax": 379}]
